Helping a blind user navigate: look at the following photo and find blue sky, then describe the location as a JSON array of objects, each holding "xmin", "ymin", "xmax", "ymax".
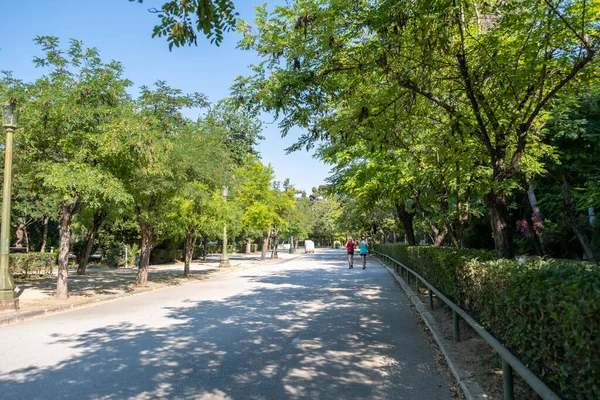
[{"xmin": 0, "ymin": 0, "xmax": 331, "ymax": 193}]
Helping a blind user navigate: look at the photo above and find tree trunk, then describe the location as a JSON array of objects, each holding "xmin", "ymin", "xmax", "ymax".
[
  {"xmin": 202, "ymin": 235, "xmax": 208, "ymax": 261},
  {"xmin": 432, "ymin": 231, "xmax": 447, "ymax": 247},
  {"xmin": 527, "ymin": 180, "xmax": 542, "ymax": 217},
  {"xmin": 271, "ymin": 230, "xmax": 279, "ymax": 259},
  {"xmin": 524, "ymin": 194, "xmax": 544, "ymax": 257},
  {"xmin": 395, "ymin": 201, "xmax": 416, "ymax": 246},
  {"xmin": 24, "ymin": 225, "xmax": 30, "ymax": 252},
  {"xmin": 77, "ymin": 209, "xmax": 108, "ymax": 275},
  {"xmin": 40, "ymin": 215, "xmax": 49, "ymax": 252},
  {"xmin": 135, "ymin": 223, "xmax": 154, "ymax": 286},
  {"xmin": 261, "ymin": 231, "xmax": 269, "ymax": 260},
  {"xmin": 183, "ymin": 230, "xmax": 196, "ymax": 277},
  {"xmin": 246, "ymin": 236, "xmax": 252, "ymax": 255},
  {"xmin": 56, "ymin": 200, "xmax": 80, "ymax": 300},
  {"xmin": 558, "ymin": 167, "xmax": 596, "ymax": 262},
  {"xmin": 485, "ymin": 191, "xmax": 514, "ymax": 259},
  {"xmin": 14, "ymin": 223, "xmax": 24, "ymax": 248}
]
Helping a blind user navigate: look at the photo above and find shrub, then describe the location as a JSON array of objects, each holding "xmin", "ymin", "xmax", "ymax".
[
  {"xmin": 206, "ymin": 244, "xmax": 236, "ymax": 254},
  {"xmin": 375, "ymin": 243, "xmax": 496, "ymax": 303},
  {"xmin": 149, "ymin": 248, "xmax": 182, "ymax": 265},
  {"xmin": 460, "ymin": 260, "xmax": 600, "ymax": 398},
  {"xmin": 374, "ymin": 243, "xmax": 600, "ymax": 399},
  {"xmin": 192, "ymin": 243, "xmax": 259, "ymax": 259},
  {"xmin": 10, "ymin": 252, "xmax": 56, "ymax": 278},
  {"xmin": 105, "ymin": 245, "xmax": 133, "ymax": 267}
]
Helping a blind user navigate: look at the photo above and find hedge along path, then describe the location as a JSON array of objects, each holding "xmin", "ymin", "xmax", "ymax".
[
  {"xmin": 375, "ymin": 243, "xmax": 600, "ymax": 399},
  {"xmin": 9, "ymin": 252, "xmax": 56, "ymax": 278},
  {"xmin": 373, "ymin": 250, "xmax": 561, "ymax": 400}
]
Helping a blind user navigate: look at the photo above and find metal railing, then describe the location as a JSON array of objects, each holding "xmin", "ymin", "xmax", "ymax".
[{"xmin": 374, "ymin": 251, "xmax": 561, "ymax": 400}]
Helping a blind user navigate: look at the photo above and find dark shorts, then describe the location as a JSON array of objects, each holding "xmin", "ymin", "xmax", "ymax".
[{"xmin": 347, "ymin": 250, "xmax": 354, "ymax": 255}]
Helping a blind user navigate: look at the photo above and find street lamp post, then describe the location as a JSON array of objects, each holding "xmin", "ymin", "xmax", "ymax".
[
  {"xmin": 0, "ymin": 103, "xmax": 19, "ymax": 310},
  {"xmin": 219, "ymin": 186, "xmax": 230, "ymax": 268}
]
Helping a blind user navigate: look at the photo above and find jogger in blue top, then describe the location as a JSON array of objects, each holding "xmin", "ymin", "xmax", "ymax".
[{"xmin": 359, "ymin": 237, "xmax": 368, "ymax": 270}]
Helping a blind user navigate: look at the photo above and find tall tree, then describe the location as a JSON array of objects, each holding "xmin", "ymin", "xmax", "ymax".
[
  {"xmin": 237, "ymin": 157, "xmax": 280, "ymax": 260},
  {"xmin": 116, "ymin": 82, "xmax": 207, "ymax": 286},
  {"xmin": 20, "ymin": 37, "xmax": 132, "ymax": 299},
  {"xmin": 165, "ymin": 117, "xmax": 232, "ymax": 276},
  {"xmin": 234, "ymin": 0, "xmax": 599, "ymax": 258}
]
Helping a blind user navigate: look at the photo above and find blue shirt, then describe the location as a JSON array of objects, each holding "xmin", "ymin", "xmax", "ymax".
[{"xmin": 359, "ymin": 241, "xmax": 368, "ymax": 255}]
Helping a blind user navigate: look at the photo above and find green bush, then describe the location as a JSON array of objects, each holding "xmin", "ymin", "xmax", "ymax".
[
  {"xmin": 105, "ymin": 245, "xmax": 133, "ymax": 267},
  {"xmin": 374, "ymin": 243, "xmax": 600, "ymax": 399},
  {"xmin": 205, "ymin": 244, "xmax": 251, "ymax": 254},
  {"xmin": 192, "ymin": 243, "xmax": 259, "ymax": 259},
  {"xmin": 375, "ymin": 243, "xmax": 496, "ymax": 303},
  {"xmin": 10, "ymin": 252, "xmax": 56, "ymax": 278},
  {"xmin": 149, "ymin": 248, "xmax": 182, "ymax": 265}
]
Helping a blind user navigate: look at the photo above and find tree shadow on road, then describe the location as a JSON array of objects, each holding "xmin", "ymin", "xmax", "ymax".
[{"xmin": 0, "ymin": 253, "xmax": 451, "ymax": 399}]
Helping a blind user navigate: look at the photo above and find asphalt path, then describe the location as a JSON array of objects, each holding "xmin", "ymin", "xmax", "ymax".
[{"xmin": 0, "ymin": 249, "xmax": 453, "ymax": 400}]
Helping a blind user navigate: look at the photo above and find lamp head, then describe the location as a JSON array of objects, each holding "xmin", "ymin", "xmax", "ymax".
[{"xmin": 2, "ymin": 103, "xmax": 19, "ymax": 129}]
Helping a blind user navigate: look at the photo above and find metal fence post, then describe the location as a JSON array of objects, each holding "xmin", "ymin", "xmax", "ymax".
[
  {"xmin": 453, "ymin": 310, "xmax": 460, "ymax": 342},
  {"xmin": 429, "ymin": 290, "xmax": 434, "ymax": 310},
  {"xmin": 503, "ymin": 359, "xmax": 515, "ymax": 400}
]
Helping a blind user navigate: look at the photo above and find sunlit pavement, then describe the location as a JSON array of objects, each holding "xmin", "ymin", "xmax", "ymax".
[{"xmin": 0, "ymin": 249, "xmax": 453, "ymax": 400}]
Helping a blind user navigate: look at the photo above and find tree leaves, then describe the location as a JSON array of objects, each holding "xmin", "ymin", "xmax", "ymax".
[{"xmin": 132, "ymin": 0, "xmax": 238, "ymax": 48}]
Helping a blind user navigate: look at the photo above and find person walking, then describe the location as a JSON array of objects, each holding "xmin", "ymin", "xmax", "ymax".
[
  {"xmin": 359, "ymin": 237, "xmax": 368, "ymax": 269},
  {"xmin": 346, "ymin": 237, "xmax": 355, "ymax": 269}
]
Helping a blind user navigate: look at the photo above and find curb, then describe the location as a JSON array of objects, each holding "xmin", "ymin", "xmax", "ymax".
[
  {"xmin": 0, "ymin": 253, "xmax": 303, "ymax": 326},
  {"xmin": 375, "ymin": 258, "xmax": 488, "ymax": 400}
]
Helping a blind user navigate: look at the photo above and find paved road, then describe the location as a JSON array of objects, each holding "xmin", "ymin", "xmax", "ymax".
[{"xmin": 0, "ymin": 250, "xmax": 453, "ymax": 400}]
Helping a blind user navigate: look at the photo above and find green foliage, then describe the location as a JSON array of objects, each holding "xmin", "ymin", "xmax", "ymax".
[
  {"xmin": 204, "ymin": 100, "xmax": 263, "ymax": 167},
  {"xmin": 149, "ymin": 248, "xmax": 182, "ymax": 265},
  {"xmin": 375, "ymin": 243, "xmax": 600, "ymax": 398},
  {"xmin": 21, "ymin": 36, "xmax": 133, "ymax": 209},
  {"xmin": 236, "ymin": 157, "xmax": 283, "ymax": 237},
  {"xmin": 236, "ymin": 0, "xmax": 600, "ymax": 257},
  {"xmin": 133, "ymin": 0, "xmax": 238, "ymax": 48},
  {"xmin": 10, "ymin": 253, "xmax": 57, "ymax": 278},
  {"xmin": 375, "ymin": 243, "xmax": 497, "ymax": 302},
  {"xmin": 460, "ymin": 259, "xmax": 600, "ymax": 399},
  {"xmin": 105, "ymin": 245, "xmax": 133, "ymax": 267}
]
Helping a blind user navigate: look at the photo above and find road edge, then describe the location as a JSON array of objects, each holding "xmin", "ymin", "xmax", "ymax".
[
  {"xmin": 375, "ymin": 258, "xmax": 488, "ymax": 400},
  {"xmin": 0, "ymin": 253, "xmax": 303, "ymax": 326}
]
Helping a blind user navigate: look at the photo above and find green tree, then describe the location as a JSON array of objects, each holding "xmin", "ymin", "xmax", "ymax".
[
  {"xmin": 234, "ymin": 0, "xmax": 599, "ymax": 258},
  {"xmin": 204, "ymin": 100, "xmax": 264, "ymax": 166},
  {"xmin": 165, "ymin": 117, "xmax": 232, "ymax": 276},
  {"xmin": 236, "ymin": 157, "xmax": 281, "ymax": 260},
  {"xmin": 115, "ymin": 82, "xmax": 207, "ymax": 286},
  {"xmin": 542, "ymin": 88, "xmax": 600, "ymax": 261},
  {"xmin": 19, "ymin": 37, "xmax": 132, "ymax": 299}
]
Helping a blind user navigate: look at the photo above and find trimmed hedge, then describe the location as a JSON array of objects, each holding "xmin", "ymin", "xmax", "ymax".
[
  {"xmin": 194, "ymin": 244, "xmax": 260, "ymax": 259},
  {"xmin": 374, "ymin": 243, "xmax": 600, "ymax": 399},
  {"xmin": 375, "ymin": 244, "xmax": 497, "ymax": 303},
  {"xmin": 150, "ymin": 248, "xmax": 182, "ymax": 265},
  {"xmin": 10, "ymin": 252, "xmax": 56, "ymax": 278}
]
